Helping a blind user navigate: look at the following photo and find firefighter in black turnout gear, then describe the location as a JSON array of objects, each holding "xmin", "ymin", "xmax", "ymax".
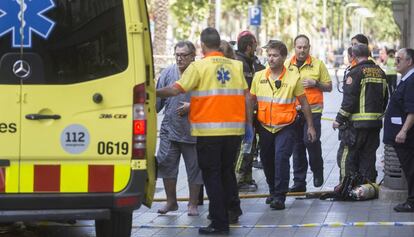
[
  {"xmin": 234, "ymin": 31, "xmax": 265, "ymax": 192},
  {"xmin": 333, "ymin": 44, "xmax": 388, "ymax": 183}
]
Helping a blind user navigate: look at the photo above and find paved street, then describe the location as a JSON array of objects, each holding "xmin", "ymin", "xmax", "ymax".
[{"xmin": 2, "ymin": 69, "xmax": 413, "ymax": 237}]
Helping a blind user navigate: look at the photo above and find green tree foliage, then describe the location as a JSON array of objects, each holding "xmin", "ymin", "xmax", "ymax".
[
  {"xmin": 170, "ymin": 0, "xmax": 209, "ymax": 40},
  {"xmin": 166, "ymin": 0, "xmax": 399, "ymax": 48},
  {"xmin": 356, "ymin": 0, "xmax": 400, "ymax": 43}
]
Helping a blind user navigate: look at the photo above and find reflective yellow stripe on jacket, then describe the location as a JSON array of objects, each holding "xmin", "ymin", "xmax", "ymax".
[{"xmin": 176, "ymin": 52, "xmax": 248, "ymax": 136}]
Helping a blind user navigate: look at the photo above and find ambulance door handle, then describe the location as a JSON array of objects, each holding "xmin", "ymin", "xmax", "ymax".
[
  {"xmin": 0, "ymin": 160, "xmax": 10, "ymax": 167},
  {"xmin": 25, "ymin": 114, "xmax": 61, "ymax": 120}
]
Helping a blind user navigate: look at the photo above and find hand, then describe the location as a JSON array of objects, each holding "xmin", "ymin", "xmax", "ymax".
[
  {"xmin": 307, "ymin": 126, "xmax": 317, "ymax": 143},
  {"xmin": 244, "ymin": 123, "xmax": 254, "ymax": 144},
  {"xmin": 302, "ymin": 78, "xmax": 317, "ymax": 88},
  {"xmin": 176, "ymin": 102, "xmax": 190, "ymax": 117},
  {"xmin": 395, "ymin": 130, "xmax": 407, "ymax": 143},
  {"xmin": 332, "ymin": 121, "xmax": 340, "ymax": 130}
]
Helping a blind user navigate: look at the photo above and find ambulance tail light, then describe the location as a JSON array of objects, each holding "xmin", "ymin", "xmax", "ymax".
[{"xmin": 133, "ymin": 83, "xmax": 147, "ymax": 159}]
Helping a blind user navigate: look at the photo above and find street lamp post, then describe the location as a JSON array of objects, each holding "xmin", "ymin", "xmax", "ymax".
[
  {"xmin": 342, "ymin": 2, "xmax": 360, "ymax": 47},
  {"xmin": 354, "ymin": 7, "xmax": 374, "ymax": 35},
  {"xmin": 215, "ymin": 0, "xmax": 221, "ymax": 32}
]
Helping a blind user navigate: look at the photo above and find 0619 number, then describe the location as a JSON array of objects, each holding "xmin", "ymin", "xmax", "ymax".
[{"xmin": 97, "ymin": 142, "xmax": 129, "ymax": 155}]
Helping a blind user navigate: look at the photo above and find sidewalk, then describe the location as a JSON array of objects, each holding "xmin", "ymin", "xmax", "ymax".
[{"xmin": 131, "ymin": 69, "xmax": 414, "ymax": 237}]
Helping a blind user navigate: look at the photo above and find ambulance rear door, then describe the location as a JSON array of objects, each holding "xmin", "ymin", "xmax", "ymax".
[{"xmin": 9, "ymin": 0, "xmax": 135, "ymax": 194}]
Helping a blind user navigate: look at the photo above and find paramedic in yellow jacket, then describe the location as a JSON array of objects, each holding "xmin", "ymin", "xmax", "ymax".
[
  {"xmin": 250, "ymin": 40, "xmax": 316, "ymax": 210},
  {"xmin": 287, "ymin": 35, "xmax": 332, "ymax": 193},
  {"xmin": 157, "ymin": 27, "xmax": 250, "ymax": 234}
]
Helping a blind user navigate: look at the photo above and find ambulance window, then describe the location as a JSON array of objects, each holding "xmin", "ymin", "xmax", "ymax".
[{"xmin": 0, "ymin": 0, "xmax": 128, "ymax": 85}]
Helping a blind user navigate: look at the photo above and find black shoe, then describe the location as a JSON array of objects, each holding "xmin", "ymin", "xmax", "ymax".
[
  {"xmin": 199, "ymin": 225, "xmax": 229, "ymax": 235},
  {"xmin": 270, "ymin": 200, "xmax": 285, "ymax": 210},
  {"xmin": 394, "ymin": 202, "xmax": 414, "ymax": 212},
  {"xmin": 228, "ymin": 209, "xmax": 242, "ymax": 224},
  {"xmin": 228, "ymin": 214, "xmax": 239, "ymax": 224},
  {"xmin": 265, "ymin": 196, "xmax": 274, "ymax": 204},
  {"xmin": 313, "ymin": 174, "xmax": 324, "ymax": 187},
  {"xmin": 289, "ymin": 184, "xmax": 306, "ymax": 192}
]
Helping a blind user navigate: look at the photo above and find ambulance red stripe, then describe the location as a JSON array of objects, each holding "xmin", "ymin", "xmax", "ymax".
[
  {"xmin": 34, "ymin": 165, "xmax": 61, "ymax": 192},
  {"xmin": 88, "ymin": 165, "xmax": 114, "ymax": 192}
]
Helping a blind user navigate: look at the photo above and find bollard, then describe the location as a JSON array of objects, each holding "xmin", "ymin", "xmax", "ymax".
[
  {"xmin": 383, "ymin": 144, "xmax": 407, "ymax": 190},
  {"xmin": 379, "ymin": 144, "xmax": 408, "ymax": 202}
]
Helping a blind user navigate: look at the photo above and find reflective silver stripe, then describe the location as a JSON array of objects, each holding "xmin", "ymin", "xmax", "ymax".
[
  {"xmin": 339, "ymin": 108, "xmax": 351, "ymax": 117},
  {"xmin": 256, "ymin": 96, "xmax": 295, "ymax": 104},
  {"xmin": 191, "ymin": 89, "xmax": 245, "ymax": 97},
  {"xmin": 350, "ymin": 113, "xmax": 383, "ymax": 121},
  {"xmin": 261, "ymin": 122, "xmax": 292, "ymax": 129},
  {"xmin": 191, "ymin": 122, "xmax": 245, "ymax": 129},
  {"xmin": 310, "ymin": 104, "xmax": 323, "ymax": 110}
]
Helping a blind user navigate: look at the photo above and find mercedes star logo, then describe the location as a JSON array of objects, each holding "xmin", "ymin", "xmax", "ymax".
[{"xmin": 12, "ymin": 60, "xmax": 31, "ymax": 78}]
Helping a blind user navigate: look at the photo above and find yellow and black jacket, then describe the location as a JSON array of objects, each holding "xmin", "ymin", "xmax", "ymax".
[{"xmin": 336, "ymin": 60, "xmax": 388, "ymax": 128}]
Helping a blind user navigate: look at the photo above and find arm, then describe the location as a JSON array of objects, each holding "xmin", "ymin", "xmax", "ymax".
[
  {"xmin": 302, "ymin": 78, "xmax": 332, "ymax": 92},
  {"xmin": 335, "ymin": 72, "xmax": 360, "ymax": 124},
  {"xmin": 156, "ymin": 70, "xmax": 168, "ymax": 113},
  {"xmin": 242, "ymin": 92, "xmax": 255, "ymax": 144},
  {"xmin": 156, "ymin": 85, "xmax": 182, "ymax": 98},
  {"xmin": 302, "ymin": 62, "xmax": 332, "ymax": 92},
  {"xmin": 297, "ymin": 94, "xmax": 316, "ymax": 142},
  {"xmin": 396, "ymin": 114, "xmax": 414, "ymax": 143},
  {"xmin": 245, "ymin": 91, "xmax": 253, "ymax": 125}
]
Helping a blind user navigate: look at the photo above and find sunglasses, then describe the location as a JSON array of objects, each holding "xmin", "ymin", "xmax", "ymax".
[
  {"xmin": 174, "ymin": 52, "xmax": 193, "ymax": 59},
  {"xmin": 395, "ymin": 57, "xmax": 405, "ymax": 64}
]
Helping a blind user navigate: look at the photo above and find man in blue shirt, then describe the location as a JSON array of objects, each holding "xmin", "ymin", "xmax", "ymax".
[
  {"xmin": 383, "ymin": 48, "xmax": 414, "ymax": 212},
  {"xmin": 156, "ymin": 41, "xmax": 203, "ymax": 216}
]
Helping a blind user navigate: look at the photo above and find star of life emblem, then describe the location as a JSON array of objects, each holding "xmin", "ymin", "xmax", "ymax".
[
  {"xmin": 217, "ymin": 67, "xmax": 231, "ymax": 84},
  {"xmin": 0, "ymin": 0, "xmax": 56, "ymax": 48}
]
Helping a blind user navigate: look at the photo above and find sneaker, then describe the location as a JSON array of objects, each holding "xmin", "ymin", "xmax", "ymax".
[
  {"xmin": 238, "ymin": 182, "xmax": 258, "ymax": 192},
  {"xmin": 265, "ymin": 196, "xmax": 274, "ymax": 204},
  {"xmin": 394, "ymin": 202, "xmax": 414, "ymax": 212},
  {"xmin": 270, "ymin": 200, "xmax": 285, "ymax": 210}
]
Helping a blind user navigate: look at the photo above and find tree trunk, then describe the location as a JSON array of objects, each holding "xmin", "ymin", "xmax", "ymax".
[{"xmin": 153, "ymin": 0, "xmax": 169, "ymax": 75}]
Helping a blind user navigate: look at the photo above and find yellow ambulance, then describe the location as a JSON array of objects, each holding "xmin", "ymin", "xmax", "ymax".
[{"xmin": 0, "ymin": 0, "xmax": 156, "ymax": 236}]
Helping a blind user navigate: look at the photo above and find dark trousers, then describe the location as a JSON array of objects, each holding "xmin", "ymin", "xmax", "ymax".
[
  {"xmin": 394, "ymin": 146, "xmax": 414, "ymax": 204},
  {"xmin": 337, "ymin": 128, "xmax": 380, "ymax": 182},
  {"xmin": 196, "ymin": 136, "xmax": 242, "ymax": 229},
  {"xmin": 235, "ymin": 131, "xmax": 257, "ymax": 183},
  {"xmin": 258, "ymin": 124, "xmax": 295, "ymax": 202},
  {"xmin": 292, "ymin": 113, "xmax": 323, "ymax": 185},
  {"xmin": 236, "ymin": 118, "xmax": 260, "ymax": 183}
]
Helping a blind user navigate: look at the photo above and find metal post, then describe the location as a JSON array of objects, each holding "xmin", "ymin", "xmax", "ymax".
[
  {"xmin": 342, "ymin": 3, "xmax": 359, "ymax": 48},
  {"xmin": 321, "ymin": 0, "xmax": 327, "ymax": 62},
  {"xmin": 296, "ymin": 0, "xmax": 301, "ymax": 35},
  {"xmin": 215, "ymin": 0, "xmax": 221, "ymax": 32}
]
